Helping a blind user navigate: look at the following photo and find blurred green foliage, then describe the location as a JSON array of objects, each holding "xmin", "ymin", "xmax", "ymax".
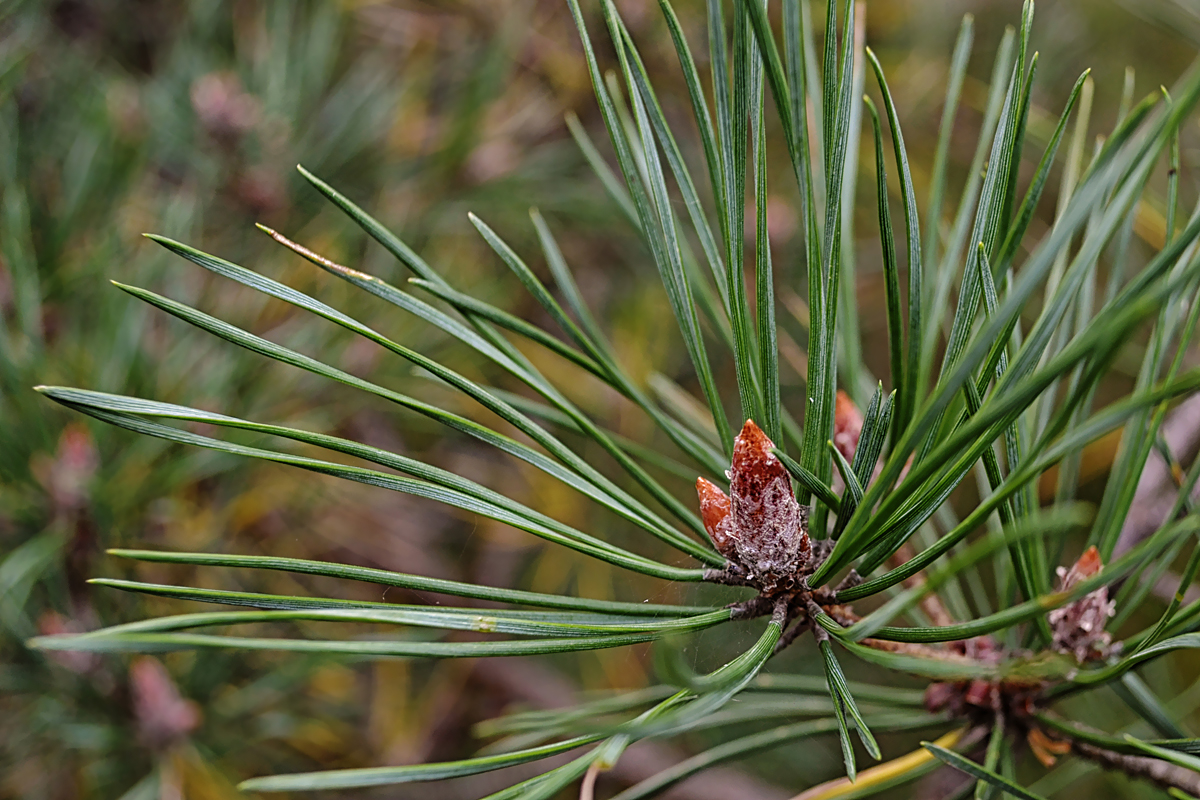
[{"xmin": 0, "ymin": 1, "xmax": 610, "ymax": 795}]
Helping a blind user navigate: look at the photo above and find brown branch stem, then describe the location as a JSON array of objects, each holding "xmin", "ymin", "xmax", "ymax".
[{"xmin": 1073, "ymin": 741, "xmax": 1200, "ymax": 796}]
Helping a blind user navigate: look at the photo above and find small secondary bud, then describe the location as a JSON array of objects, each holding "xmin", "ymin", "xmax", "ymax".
[
  {"xmin": 696, "ymin": 477, "xmax": 737, "ymax": 559},
  {"xmin": 833, "ymin": 390, "xmax": 864, "ymax": 463},
  {"xmin": 1048, "ymin": 546, "xmax": 1115, "ymax": 662}
]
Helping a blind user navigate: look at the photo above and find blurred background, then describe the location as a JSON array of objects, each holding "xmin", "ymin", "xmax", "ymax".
[{"xmin": 1, "ymin": 1, "xmax": 1198, "ymax": 798}]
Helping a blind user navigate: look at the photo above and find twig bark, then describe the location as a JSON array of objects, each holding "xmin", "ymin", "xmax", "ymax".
[{"xmin": 1073, "ymin": 741, "xmax": 1200, "ymax": 796}]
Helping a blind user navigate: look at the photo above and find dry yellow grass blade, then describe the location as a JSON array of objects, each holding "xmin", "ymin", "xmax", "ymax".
[{"xmin": 789, "ymin": 727, "xmax": 966, "ymax": 800}]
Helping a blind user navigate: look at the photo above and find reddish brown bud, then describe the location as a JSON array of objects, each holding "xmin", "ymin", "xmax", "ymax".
[
  {"xmin": 833, "ymin": 390, "xmax": 864, "ymax": 462},
  {"xmin": 1059, "ymin": 545, "xmax": 1103, "ymax": 586},
  {"xmin": 831, "ymin": 392, "xmax": 906, "ymax": 489},
  {"xmin": 1049, "ymin": 546, "xmax": 1115, "ymax": 662},
  {"xmin": 963, "ymin": 679, "xmax": 995, "ymax": 709},
  {"xmin": 923, "ymin": 682, "xmax": 959, "ymax": 714},
  {"xmin": 730, "ymin": 420, "xmax": 796, "ymax": 547},
  {"xmin": 696, "ymin": 477, "xmax": 736, "ymax": 558},
  {"xmin": 698, "ymin": 420, "xmax": 810, "ymax": 593}
]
